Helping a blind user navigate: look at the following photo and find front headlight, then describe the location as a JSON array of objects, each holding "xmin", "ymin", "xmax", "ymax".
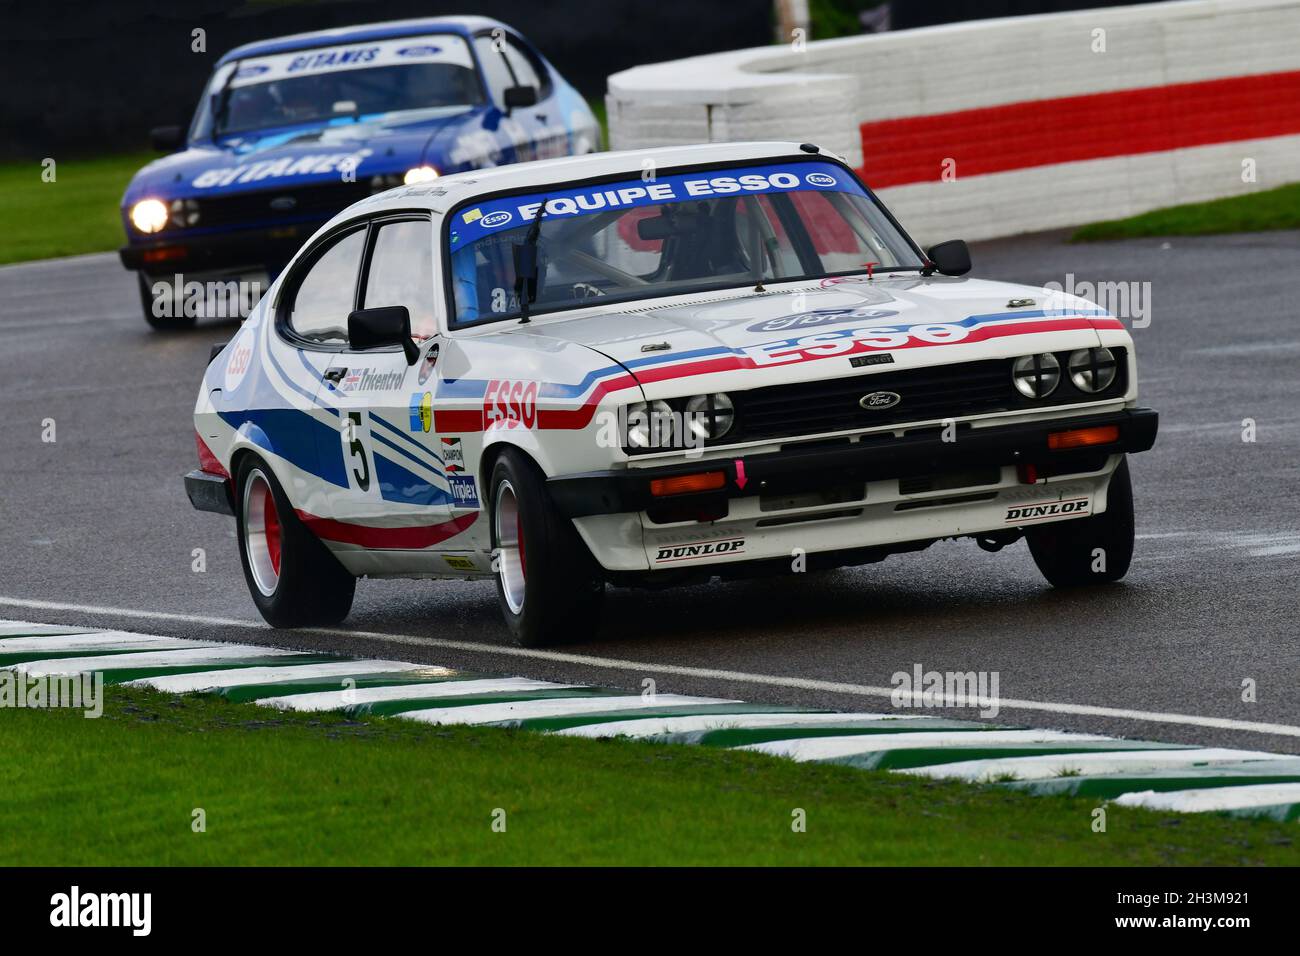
[
  {"xmin": 1011, "ymin": 353, "xmax": 1061, "ymax": 399},
  {"xmin": 624, "ymin": 400, "xmax": 674, "ymax": 449},
  {"xmin": 684, "ymin": 393, "xmax": 734, "ymax": 441},
  {"xmin": 169, "ymin": 198, "xmax": 199, "ymax": 228},
  {"xmin": 403, "ymin": 165, "xmax": 439, "ymax": 185},
  {"xmin": 130, "ymin": 198, "xmax": 169, "ymax": 234},
  {"xmin": 1067, "ymin": 347, "xmax": 1117, "ymax": 393}
]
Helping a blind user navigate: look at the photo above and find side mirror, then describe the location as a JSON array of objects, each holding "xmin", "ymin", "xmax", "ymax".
[
  {"xmin": 150, "ymin": 125, "xmax": 185, "ymax": 152},
  {"xmin": 347, "ymin": 306, "xmax": 418, "ymax": 365},
  {"xmin": 503, "ymin": 85, "xmax": 538, "ymax": 112},
  {"xmin": 924, "ymin": 239, "xmax": 972, "ymax": 277}
]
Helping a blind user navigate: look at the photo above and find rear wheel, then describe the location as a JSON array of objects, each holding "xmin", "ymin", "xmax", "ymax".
[
  {"xmin": 490, "ymin": 449, "xmax": 603, "ymax": 646},
  {"xmin": 1027, "ymin": 457, "xmax": 1135, "ymax": 587},
  {"xmin": 138, "ymin": 272, "xmax": 196, "ymax": 331},
  {"xmin": 235, "ymin": 456, "xmax": 355, "ymax": 627}
]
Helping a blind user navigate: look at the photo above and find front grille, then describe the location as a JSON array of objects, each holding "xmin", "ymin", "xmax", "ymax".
[
  {"xmin": 728, "ymin": 348, "xmax": 1127, "ymax": 444},
  {"xmin": 195, "ymin": 181, "xmax": 375, "ymax": 228}
]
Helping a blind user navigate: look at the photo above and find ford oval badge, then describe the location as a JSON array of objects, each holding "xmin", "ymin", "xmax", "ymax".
[{"xmin": 859, "ymin": 390, "xmax": 901, "ymax": 410}]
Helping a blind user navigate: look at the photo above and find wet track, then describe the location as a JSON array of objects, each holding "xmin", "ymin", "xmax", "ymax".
[{"xmin": 2, "ymin": 229, "xmax": 1299, "ymax": 752}]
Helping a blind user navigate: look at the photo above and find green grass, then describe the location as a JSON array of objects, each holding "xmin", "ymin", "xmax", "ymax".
[
  {"xmin": 2, "ymin": 685, "xmax": 1298, "ymax": 865},
  {"xmin": 1072, "ymin": 182, "xmax": 1300, "ymax": 241},
  {"xmin": 0, "ymin": 152, "xmax": 154, "ymax": 265},
  {"xmin": 586, "ymin": 97, "xmax": 609, "ymax": 149}
]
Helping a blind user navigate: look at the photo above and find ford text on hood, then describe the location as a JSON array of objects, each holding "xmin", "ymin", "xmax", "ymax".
[
  {"xmin": 119, "ymin": 15, "xmax": 597, "ymax": 331},
  {"xmin": 184, "ymin": 142, "xmax": 1158, "ymax": 647}
]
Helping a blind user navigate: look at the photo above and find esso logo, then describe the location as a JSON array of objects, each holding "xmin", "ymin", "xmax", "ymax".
[
  {"xmin": 484, "ymin": 379, "xmax": 538, "ymax": 429},
  {"xmin": 223, "ymin": 329, "xmax": 255, "ymax": 392},
  {"xmin": 805, "ymin": 172, "xmax": 836, "ymax": 187},
  {"xmin": 481, "ymin": 211, "xmax": 513, "ymax": 228}
]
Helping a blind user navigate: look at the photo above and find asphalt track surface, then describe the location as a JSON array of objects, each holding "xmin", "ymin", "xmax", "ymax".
[{"xmin": 2, "ymin": 229, "xmax": 1298, "ymax": 753}]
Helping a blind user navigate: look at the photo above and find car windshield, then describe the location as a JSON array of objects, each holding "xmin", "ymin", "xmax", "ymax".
[
  {"xmin": 201, "ymin": 34, "xmax": 483, "ymax": 138},
  {"xmin": 446, "ymin": 161, "xmax": 925, "ymax": 328}
]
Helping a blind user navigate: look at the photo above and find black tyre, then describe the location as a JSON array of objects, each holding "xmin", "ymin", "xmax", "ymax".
[
  {"xmin": 1026, "ymin": 457, "xmax": 1135, "ymax": 587},
  {"xmin": 138, "ymin": 272, "xmax": 197, "ymax": 331},
  {"xmin": 235, "ymin": 456, "xmax": 355, "ymax": 627},
  {"xmin": 489, "ymin": 448, "xmax": 604, "ymax": 646}
]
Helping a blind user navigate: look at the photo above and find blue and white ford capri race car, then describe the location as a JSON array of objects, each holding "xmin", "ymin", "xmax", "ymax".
[
  {"xmin": 185, "ymin": 142, "xmax": 1158, "ymax": 646},
  {"xmin": 120, "ymin": 15, "xmax": 598, "ymax": 330}
]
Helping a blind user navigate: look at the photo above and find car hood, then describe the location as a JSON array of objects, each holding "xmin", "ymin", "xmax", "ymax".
[
  {"xmin": 123, "ymin": 107, "xmax": 477, "ymax": 203},
  {"xmin": 528, "ymin": 276, "xmax": 1117, "ymax": 394}
]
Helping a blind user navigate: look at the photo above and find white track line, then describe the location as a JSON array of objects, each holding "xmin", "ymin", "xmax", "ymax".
[
  {"xmin": 0, "ymin": 632, "xmax": 221, "ymax": 654},
  {"xmin": 0, "ymin": 620, "xmax": 94, "ymax": 637},
  {"xmin": 556, "ymin": 711, "xmax": 948, "ymax": 738},
  {"xmin": 5, "ymin": 596, "xmax": 1300, "ymax": 739},
  {"xmin": 403, "ymin": 694, "xmax": 737, "ymax": 726},
  {"xmin": 904, "ymin": 748, "xmax": 1297, "ymax": 783},
  {"xmin": 13, "ymin": 644, "xmax": 301, "ymax": 676},
  {"xmin": 132, "ymin": 660, "xmax": 428, "ymax": 693},
  {"xmin": 260, "ymin": 677, "xmax": 581, "ymax": 712},
  {"xmin": 739, "ymin": 730, "xmax": 1119, "ymax": 761},
  {"xmin": 1112, "ymin": 783, "xmax": 1300, "ymax": 813}
]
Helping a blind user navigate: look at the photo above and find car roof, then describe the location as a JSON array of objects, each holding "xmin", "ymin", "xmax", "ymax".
[
  {"xmin": 336, "ymin": 142, "xmax": 847, "ymax": 223},
  {"xmin": 216, "ymin": 16, "xmax": 505, "ymax": 65}
]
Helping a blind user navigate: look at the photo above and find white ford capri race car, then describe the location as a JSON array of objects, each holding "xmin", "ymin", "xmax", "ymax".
[{"xmin": 185, "ymin": 141, "xmax": 1158, "ymax": 646}]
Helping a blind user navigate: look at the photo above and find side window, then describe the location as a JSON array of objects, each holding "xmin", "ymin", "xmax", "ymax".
[
  {"xmin": 501, "ymin": 37, "xmax": 546, "ymax": 94},
  {"xmin": 472, "ymin": 36, "xmax": 515, "ymax": 107},
  {"xmin": 363, "ymin": 219, "xmax": 437, "ymax": 339},
  {"xmin": 288, "ymin": 229, "xmax": 365, "ymax": 344}
]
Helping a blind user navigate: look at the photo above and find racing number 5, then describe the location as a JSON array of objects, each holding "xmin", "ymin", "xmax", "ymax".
[{"xmin": 344, "ymin": 412, "xmax": 371, "ymax": 492}]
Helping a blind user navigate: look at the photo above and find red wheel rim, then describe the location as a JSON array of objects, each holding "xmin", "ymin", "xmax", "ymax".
[{"xmin": 263, "ymin": 484, "xmax": 282, "ymax": 575}]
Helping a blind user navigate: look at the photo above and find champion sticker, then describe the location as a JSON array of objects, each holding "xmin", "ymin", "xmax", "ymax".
[{"xmin": 440, "ymin": 437, "xmax": 465, "ymax": 472}]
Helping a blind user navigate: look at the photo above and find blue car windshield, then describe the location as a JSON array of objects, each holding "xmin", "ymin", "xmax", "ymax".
[
  {"xmin": 199, "ymin": 34, "xmax": 484, "ymax": 138},
  {"xmin": 446, "ymin": 161, "xmax": 925, "ymax": 328}
]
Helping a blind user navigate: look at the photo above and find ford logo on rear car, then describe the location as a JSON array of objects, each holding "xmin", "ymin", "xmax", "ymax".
[{"xmin": 860, "ymin": 391, "xmax": 902, "ymax": 410}]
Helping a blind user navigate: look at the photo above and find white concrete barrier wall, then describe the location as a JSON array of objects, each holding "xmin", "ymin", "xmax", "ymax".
[{"xmin": 608, "ymin": 0, "xmax": 1300, "ymax": 243}]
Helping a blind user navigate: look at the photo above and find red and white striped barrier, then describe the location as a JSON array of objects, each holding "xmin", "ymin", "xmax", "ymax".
[{"xmin": 607, "ymin": 0, "xmax": 1300, "ymax": 242}]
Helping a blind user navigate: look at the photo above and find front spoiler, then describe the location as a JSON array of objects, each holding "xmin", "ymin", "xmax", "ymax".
[
  {"xmin": 548, "ymin": 407, "xmax": 1158, "ymax": 519},
  {"xmin": 184, "ymin": 470, "xmax": 234, "ymax": 517}
]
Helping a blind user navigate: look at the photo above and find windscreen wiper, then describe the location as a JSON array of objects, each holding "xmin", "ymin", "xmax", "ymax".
[{"xmin": 512, "ymin": 197, "xmax": 549, "ymax": 324}]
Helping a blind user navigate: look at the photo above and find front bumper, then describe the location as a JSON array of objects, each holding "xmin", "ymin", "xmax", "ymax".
[
  {"xmin": 184, "ymin": 470, "xmax": 234, "ymax": 517},
  {"xmin": 549, "ymin": 407, "xmax": 1158, "ymax": 519},
  {"xmin": 119, "ymin": 220, "xmax": 323, "ymax": 275}
]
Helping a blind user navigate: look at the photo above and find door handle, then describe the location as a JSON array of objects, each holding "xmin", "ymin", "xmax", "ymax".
[{"xmin": 324, "ymin": 367, "xmax": 346, "ymax": 383}]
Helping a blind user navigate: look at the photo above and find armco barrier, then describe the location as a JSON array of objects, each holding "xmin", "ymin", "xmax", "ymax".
[{"xmin": 607, "ymin": 0, "xmax": 1300, "ymax": 243}]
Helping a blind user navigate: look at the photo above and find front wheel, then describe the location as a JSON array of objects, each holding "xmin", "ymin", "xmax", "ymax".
[
  {"xmin": 138, "ymin": 272, "xmax": 197, "ymax": 331},
  {"xmin": 235, "ymin": 456, "xmax": 355, "ymax": 627},
  {"xmin": 1026, "ymin": 457, "xmax": 1135, "ymax": 587},
  {"xmin": 490, "ymin": 449, "xmax": 604, "ymax": 646}
]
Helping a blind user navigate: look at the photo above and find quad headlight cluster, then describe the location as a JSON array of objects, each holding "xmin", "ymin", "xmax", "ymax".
[
  {"xmin": 1012, "ymin": 348, "xmax": 1117, "ymax": 399},
  {"xmin": 624, "ymin": 393, "xmax": 735, "ymax": 451}
]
